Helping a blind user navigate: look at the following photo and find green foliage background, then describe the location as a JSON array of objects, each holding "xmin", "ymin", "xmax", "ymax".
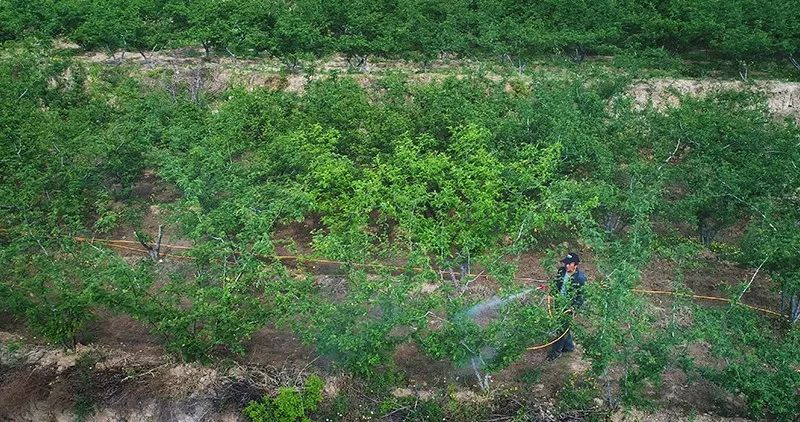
[
  {"xmin": 0, "ymin": 38, "xmax": 798, "ymax": 419},
  {"xmin": 2, "ymin": 0, "xmax": 800, "ymax": 74}
]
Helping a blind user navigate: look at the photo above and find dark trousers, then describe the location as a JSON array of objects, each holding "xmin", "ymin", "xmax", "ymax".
[{"xmin": 548, "ymin": 329, "xmax": 575, "ymax": 357}]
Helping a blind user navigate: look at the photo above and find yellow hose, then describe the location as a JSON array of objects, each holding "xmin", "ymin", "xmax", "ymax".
[{"xmin": 71, "ymin": 236, "xmax": 788, "ymax": 353}]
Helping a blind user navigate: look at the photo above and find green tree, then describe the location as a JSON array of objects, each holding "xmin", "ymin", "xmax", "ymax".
[
  {"xmin": 167, "ymin": 0, "xmax": 235, "ymax": 58},
  {"xmin": 269, "ymin": 0, "xmax": 327, "ymax": 71},
  {"xmin": 651, "ymin": 92, "xmax": 775, "ymax": 244},
  {"xmin": 72, "ymin": 0, "xmax": 137, "ymax": 60},
  {"xmin": 323, "ymin": 0, "xmax": 406, "ymax": 71}
]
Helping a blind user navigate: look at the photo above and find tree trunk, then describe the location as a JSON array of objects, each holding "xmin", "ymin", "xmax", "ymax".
[
  {"xmin": 571, "ymin": 45, "xmax": 586, "ymax": 65},
  {"xmin": 790, "ymin": 55, "xmax": 800, "ymax": 71},
  {"xmin": 138, "ymin": 48, "xmax": 150, "ymax": 66},
  {"xmin": 285, "ymin": 55, "xmax": 300, "ymax": 73},
  {"xmin": 135, "ymin": 225, "xmax": 163, "ymax": 261},
  {"xmin": 190, "ymin": 66, "xmax": 204, "ymax": 103},
  {"xmin": 347, "ymin": 54, "xmax": 369, "ymax": 72},
  {"xmin": 780, "ymin": 291, "xmax": 799, "ymax": 323},
  {"xmin": 698, "ymin": 217, "xmax": 716, "ymax": 245},
  {"xmin": 604, "ymin": 212, "xmax": 622, "ymax": 233},
  {"xmin": 165, "ymin": 78, "xmax": 177, "ymax": 102},
  {"xmin": 120, "ymin": 40, "xmax": 126, "ymax": 63},
  {"xmin": 107, "ymin": 45, "xmax": 117, "ymax": 63}
]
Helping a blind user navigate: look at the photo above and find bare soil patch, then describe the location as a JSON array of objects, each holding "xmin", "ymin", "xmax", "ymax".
[
  {"xmin": 641, "ymin": 254, "xmax": 779, "ymax": 313},
  {"xmin": 629, "ymin": 78, "xmax": 800, "ymax": 123},
  {"xmin": 81, "ymin": 312, "xmax": 166, "ymax": 358},
  {"xmin": 241, "ymin": 324, "xmax": 315, "ymax": 366},
  {"xmin": 0, "ymin": 364, "xmax": 57, "ymax": 419},
  {"xmin": 394, "ymin": 341, "xmax": 457, "ymax": 389},
  {"xmin": 72, "ymin": 48, "xmax": 800, "ymax": 123}
]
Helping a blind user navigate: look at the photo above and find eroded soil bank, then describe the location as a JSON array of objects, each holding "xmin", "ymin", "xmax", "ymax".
[{"xmin": 75, "ymin": 47, "xmax": 800, "ymax": 123}]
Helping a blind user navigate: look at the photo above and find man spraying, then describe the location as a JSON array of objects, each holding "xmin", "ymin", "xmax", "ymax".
[{"xmin": 546, "ymin": 252, "xmax": 587, "ymax": 361}]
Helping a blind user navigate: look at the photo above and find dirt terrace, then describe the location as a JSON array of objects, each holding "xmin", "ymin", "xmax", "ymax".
[{"xmin": 69, "ymin": 45, "xmax": 800, "ymax": 123}]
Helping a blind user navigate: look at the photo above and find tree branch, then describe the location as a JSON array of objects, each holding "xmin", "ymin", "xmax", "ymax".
[
  {"xmin": 718, "ymin": 180, "xmax": 778, "ymax": 232},
  {"xmin": 737, "ymin": 256, "xmax": 768, "ymax": 301}
]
